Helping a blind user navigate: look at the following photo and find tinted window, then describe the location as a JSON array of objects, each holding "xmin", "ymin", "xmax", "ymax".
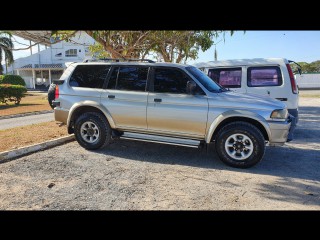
[
  {"xmin": 69, "ymin": 65, "xmax": 110, "ymax": 88},
  {"xmin": 107, "ymin": 67, "xmax": 119, "ymax": 89},
  {"xmin": 208, "ymin": 68, "xmax": 242, "ymax": 88},
  {"xmin": 107, "ymin": 67, "xmax": 148, "ymax": 91},
  {"xmin": 154, "ymin": 68, "xmax": 192, "ymax": 94},
  {"xmin": 248, "ymin": 66, "xmax": 282, "ymax": 87},
  {"xmin": 186, "ymin": 66, "xmax": 223, "ymax": 93}
]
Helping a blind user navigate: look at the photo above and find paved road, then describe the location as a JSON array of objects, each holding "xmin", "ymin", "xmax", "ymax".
[
  {"xmin": 0, "ymin": 98, "xmax": 319, "ymax": 210},
  {"xmin": 0, "ymin": 113, "xmax": 54, "ymax": 130}
]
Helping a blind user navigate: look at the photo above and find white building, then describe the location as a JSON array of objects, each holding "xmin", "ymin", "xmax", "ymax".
[{"xmin": 3, "ymin": 31, "xmax": 95, "ymax": 89}]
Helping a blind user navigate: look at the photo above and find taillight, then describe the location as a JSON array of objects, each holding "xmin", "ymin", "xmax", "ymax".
[
  {"xmin": 55, "ymin": 85, "xmax": 59, "ymax": 99},
  {"xmin": 286, "ymin": 63, "xmax": 298, "ymax": 94}
]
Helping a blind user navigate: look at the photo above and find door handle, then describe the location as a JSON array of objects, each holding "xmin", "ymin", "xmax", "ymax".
[
  {"xmin": 108, "ymin": 95, "xmax": 115, "ymax": 99},
  {"xmin": 154, "ymin": 98, "xmax": 162, "ymax": 103}
]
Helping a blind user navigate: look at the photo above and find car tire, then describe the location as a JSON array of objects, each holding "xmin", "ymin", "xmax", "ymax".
[
  {"xmin": 47, "ymin": 83, "xmax": 56, "ymax": 109},
  {"xmin": 215, "ymin": 121, "xmax": 265, "ymax": 168},
  {"xmin": 74, "ymin": 112, "xmax": 112, "ymax": 150}
]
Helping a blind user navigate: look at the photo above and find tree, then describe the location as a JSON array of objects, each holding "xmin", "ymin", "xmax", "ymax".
[
  {"xmin": 147, "ymin": 31, "xmax": 222, "ymax": 63},
  {"xmin": 0, "ymin": 31, "xmax": 14, "ymax": 75},
  {"xmin": 85, "ymin": 31, "xmax": 151, "ymax": 59},
  {"xmin": 290, "ymin": 61, "xmax": 320, "ymax": 73},
  {"xmin": 52, "ymin": 30, "xmax": 235, "ymax": 63}
]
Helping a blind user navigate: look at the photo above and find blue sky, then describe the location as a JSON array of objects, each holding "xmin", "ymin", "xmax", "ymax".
[{"xmin": 9, "ymin": 31, "xmax": 320, "ymax": 64}]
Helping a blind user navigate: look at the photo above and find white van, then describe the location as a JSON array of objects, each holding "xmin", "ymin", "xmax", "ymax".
[{"xmin": 194, "ymin": 58, "xmax": 299, "ymax": 139}]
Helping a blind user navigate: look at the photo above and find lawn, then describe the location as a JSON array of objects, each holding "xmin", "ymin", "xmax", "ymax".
[
  {"xmin": 0, "ymin": 92, "xmax": 52, "ymax": 116},
  {"xmin": 0, "ymin": 121, "xmax": 68, "ymax": 152}
]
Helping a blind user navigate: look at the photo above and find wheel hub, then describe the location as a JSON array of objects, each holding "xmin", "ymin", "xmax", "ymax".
[
  {"xmin": 234, "ymin": 142, "xmax": 244, "ymax": 150},
  {"xmin": 225, "ymin": 133, "xmax": 254, "ymax": 161},
  {"xmin": 87, "ymin": 128, "xmax": 94, "ymax": 136}
]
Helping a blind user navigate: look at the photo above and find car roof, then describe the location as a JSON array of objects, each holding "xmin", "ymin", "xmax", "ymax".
[
  {"xmin": 193, "ymin": 58, "xmax": 289, "ymax": 68},
  {"xmin": 71, "ymin": 61, "xmax": 192, "ymax": 69}
]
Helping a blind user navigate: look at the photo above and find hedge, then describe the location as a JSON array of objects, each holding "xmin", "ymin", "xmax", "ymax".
[
  {"xmin": 0, "ymin": 84, "xmax": 27, "ymax": 105},
  {"xmin": 0, "ymin": 75, "xmax": 26, "ymax": 86}
]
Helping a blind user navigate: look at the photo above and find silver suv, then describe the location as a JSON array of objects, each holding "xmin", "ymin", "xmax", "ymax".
[{"xmin": 51, "ymin": 59, "xmax": 293, "ymax": 168}]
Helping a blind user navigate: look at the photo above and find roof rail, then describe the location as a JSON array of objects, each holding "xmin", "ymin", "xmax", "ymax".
[{"xmin": 83, "ymin": 58, "xmax": 155, "ymax": 63}]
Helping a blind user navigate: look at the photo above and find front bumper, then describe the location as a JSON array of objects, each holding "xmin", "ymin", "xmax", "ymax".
[{"xmin": 268, "ymin": 117, "xmax": 292, "ymax": 146}]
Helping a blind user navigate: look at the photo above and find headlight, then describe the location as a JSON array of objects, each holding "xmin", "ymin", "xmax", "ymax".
[{"xmin": 270, "ymin": 109, "xmax": 288, "ymax": 119}]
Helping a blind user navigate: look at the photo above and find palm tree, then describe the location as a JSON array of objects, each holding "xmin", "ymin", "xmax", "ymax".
[{"xmin": 0, "ymin": 31, "xmax": 14, "ymax": 75}]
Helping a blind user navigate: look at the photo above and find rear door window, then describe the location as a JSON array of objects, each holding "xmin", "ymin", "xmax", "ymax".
[
  {"xmin": 107, "ymin": 66, "xmax": 148, "ymax": 91},
  {"xmin": 247, "ymin": 66, "xmax": 282, "ymax": 87},
  {"xmin": 208, "ymin": 68, "xmax": 242, "ymax": 88}
]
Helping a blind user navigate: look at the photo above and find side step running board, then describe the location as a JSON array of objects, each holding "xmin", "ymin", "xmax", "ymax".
[{"xmin": 120, "ymin": 132, "xmax": 201, "ymax": 148}]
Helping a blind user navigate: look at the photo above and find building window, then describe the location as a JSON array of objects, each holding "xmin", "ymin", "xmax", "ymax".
[
  {"xmin": 65, "ymin": 49, "xmax": 77, "ymax": 57},
  {"xmin": 247, "ymin": 66, "xmax": 282, "ymax": 87},
  {"xmin": 208, "ymin": 68, "xmax": 242, "ymax": 88}
]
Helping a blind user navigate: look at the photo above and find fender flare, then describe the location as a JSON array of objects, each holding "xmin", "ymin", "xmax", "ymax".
[
  {"xmin": 67, "ymin": 101, "xmax": 116, "ymax": 129},
  {"xmin": 205, "ymin": 110, "xmax": 271, "ymax": 143}
]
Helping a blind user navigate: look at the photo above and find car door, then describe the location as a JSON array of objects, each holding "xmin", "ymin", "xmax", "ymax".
[
  {"xmin": 100, "ymin": 66, "xmax": 149, "ymax": 130},
  {"xmin": 147, "ymin": 67, "xmax": 208, "ymax": 138}
]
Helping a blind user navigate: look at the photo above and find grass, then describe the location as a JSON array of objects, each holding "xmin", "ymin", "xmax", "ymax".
[
  {"xmin": 0, "ymin": 92, "xmax": 52, "ymax": 116},
  {"xmin": 0, "ymin": 121, "xmax": 68, "ymax": 152}
]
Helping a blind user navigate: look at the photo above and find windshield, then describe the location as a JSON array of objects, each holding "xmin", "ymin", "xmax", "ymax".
[{"xmin": 186, "ymin": 66, "xmax": 225, "ymax": 93}]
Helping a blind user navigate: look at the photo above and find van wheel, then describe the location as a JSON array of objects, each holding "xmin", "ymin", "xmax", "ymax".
[
  {"xmin": 74, "ymin": 112, "xmax": 111, "ymax": 150},
  {"xmin": 47, "ymin": 83, "xmax": 56, "ymax": 109},
  {"xmin": 215, "ymin": 121, "xmax": 265, "ymax": 168}
]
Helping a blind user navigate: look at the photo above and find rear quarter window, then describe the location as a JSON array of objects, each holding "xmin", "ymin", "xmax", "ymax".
[
  {"xmin": 69, "ymin": 65, "xmax": 111, "ymax": 89},
  {"xmin": 247, "ymin": 66, "xmax": 282, "ymax": 87}
]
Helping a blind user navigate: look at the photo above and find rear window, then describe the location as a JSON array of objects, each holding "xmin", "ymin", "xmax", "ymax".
[
  {"xmin": 69, "ymin": 65, "xmax": 111, "ymax": 88},
  {"xmin": 247, "ymin": 66, "xmax": 282, "ymax": 87},
  {"xmin": 208, "ymin": 68, "xmax": 242, "ymax": 88}
]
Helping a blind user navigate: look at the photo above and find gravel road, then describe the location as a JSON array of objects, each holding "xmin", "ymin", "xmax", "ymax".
[
  {"xmin": 0, "ymin": 97, "xmax": 319, "ymax": 210},
  {"xmin": 0, "ymin": 113, "xmax": 54, "ymax": 130}
]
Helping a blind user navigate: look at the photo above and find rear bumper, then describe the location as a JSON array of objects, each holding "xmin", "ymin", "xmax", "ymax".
[
  {"xmin": 54, "ymin": 107, "xmax": 69, "ymax": 124},
  {"xmin": 268, "ymin": 118, "xmax": 291, "ymax": 146}
]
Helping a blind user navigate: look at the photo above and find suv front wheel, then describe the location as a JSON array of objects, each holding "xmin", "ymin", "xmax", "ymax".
[
  {"xmin": 215, "ymin": 121, "xmax": 265, "ymax": 168},
  {"xmin": 74, "ymin": 112, "xmax": 111, "ymax": 150}
]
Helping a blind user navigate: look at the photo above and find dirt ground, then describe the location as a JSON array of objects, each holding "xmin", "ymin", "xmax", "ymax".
[
  {"xmin": 0, "ymin": 121, "xmax": 67, "ymax": 152},
  {"xmin": 0, "ymin": 95, "xmax": 319, "ymax": 210}
]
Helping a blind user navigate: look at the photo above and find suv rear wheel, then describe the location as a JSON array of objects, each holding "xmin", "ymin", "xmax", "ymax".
[
  {"xmin": 74, "ymin": 112, "xmax": 111, "ymax": 150},
  {"xmin": 215, "ymin": 121, "xmax": 265, "ymax": 168}
]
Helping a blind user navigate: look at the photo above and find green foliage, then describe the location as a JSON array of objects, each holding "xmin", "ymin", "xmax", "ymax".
[
  {"xmin": 0, "ymin": 31, "xmax": 14, "ymax": 75},
  {"xmin": 0, "ymin": 74, "xmax": 26, "ymax": 86},
  {"xmin": 53, "ymin": 30, "xmax": 237, "ymax": 63},
  {"xmin": 290, "ymin": 61, "xmax": 320, "ymax": 73},
  {"xmin": 0, "ymin": 84, "xmax": 27, "ymax": 105}
]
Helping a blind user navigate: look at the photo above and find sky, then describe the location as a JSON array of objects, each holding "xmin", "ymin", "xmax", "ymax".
[{"xmin": 7, "ymin": 31, "xmax": 320, "ymax": 64}]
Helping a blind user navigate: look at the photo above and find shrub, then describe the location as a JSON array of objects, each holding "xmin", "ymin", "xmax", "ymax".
[
  {"xmin": 0, "ymin": 84, "xmax": 27, "ymax": 105},
  {"xmin": 0, "ymin": 75, "xmax": 26, "ymax": 86}
]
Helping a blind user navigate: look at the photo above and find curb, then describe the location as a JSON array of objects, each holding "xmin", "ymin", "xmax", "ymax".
[
  {"xmin": 0, "ymin": 110, "xmax": 54, "ymax": 120},
  {"xmin": 0, "ymin": 135, "xmax": 75, "ymax": 163}
]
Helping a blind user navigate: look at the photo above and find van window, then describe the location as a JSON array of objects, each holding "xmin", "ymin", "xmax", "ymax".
[
  {"xmin": 247, "ymin": 66, "xmax": 282, "ymax": 87},
  {"xmin": 208, "ymin": 68, "xmax": 242, "ymax": 88}
]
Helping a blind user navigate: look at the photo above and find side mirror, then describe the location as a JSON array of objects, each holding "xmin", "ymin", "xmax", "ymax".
[{"xmin": 186, "ymin": 80, "xmax": 197, "ymax": 95}]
